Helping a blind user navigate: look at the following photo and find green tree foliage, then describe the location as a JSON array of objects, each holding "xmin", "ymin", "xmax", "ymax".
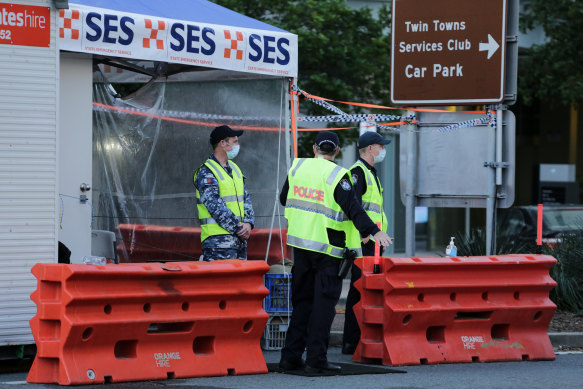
[
  {"xmin": 520, "ymin": 0, "xmax": 583, "ymax": 106},
  {"xmin": 212, "ymin": 0, "xmax": 392, "ymax": 155}
]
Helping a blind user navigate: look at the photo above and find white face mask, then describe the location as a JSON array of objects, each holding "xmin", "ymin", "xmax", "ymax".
[
  {"xmin": 226, "ymin": 144, "xmax": 240, "ymax": 159},
  {"xmin": 373, "ymin": 148, "xmax": 386, "ymax": 163}
]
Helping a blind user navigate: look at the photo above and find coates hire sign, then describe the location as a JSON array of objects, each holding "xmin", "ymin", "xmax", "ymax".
[
  {"xmin": 0, "ymin": 3, "xmax": 50, "ymax": 47},
  {"xmin": 58, "ymin": 5, "xmax": 298, "ymax": 77}
]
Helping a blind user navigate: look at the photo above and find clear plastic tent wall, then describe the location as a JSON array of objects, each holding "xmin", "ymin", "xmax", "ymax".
[{"xmin": 92, "ymin": 71, "xmax": 289, "ymax": 262}]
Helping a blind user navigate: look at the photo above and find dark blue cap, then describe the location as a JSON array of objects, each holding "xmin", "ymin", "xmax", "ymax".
[
  {"xmin": 357, "ymin": 131, "xmax": 391, "ymax": 148},
  {"xmin": 210, "ymin": 125, "xmax": 243, "ymax": 145},
  {"xmin": 314, "ymin": 131, "xmax": 339, "ymax": 151}
]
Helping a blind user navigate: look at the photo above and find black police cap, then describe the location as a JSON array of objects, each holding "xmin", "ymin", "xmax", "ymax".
[
  {"xmin": 357, "ymin": 131, "xmax": 391, "ymax": 148},
  {"xmin": 314, "ymin": 131, "xmax": 339, "ymax": 152},
  {"xmin": 210, "ymin": 125, "xmax": 243, "ymax": 145}
]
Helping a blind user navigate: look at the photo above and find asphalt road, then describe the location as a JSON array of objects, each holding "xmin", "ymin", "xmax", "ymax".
[{"xmin": 1, "ymin": 348, "xmax": 582, "ymax": 389}]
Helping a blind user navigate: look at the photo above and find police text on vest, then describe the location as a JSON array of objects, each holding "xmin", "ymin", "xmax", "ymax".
[{"xmin": 293, "ymin": 185, "xmax": 324, "ymax": 202}]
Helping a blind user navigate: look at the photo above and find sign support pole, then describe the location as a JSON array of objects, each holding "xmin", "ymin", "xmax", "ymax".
[
  {"xmin": 492, "ymin": 106, "xmax": 506, "ymax": 253},
  {"xmin": 486, "ymin": 181, "xmax": 495, "ymax": 255},
  {"xmin": 496, "ymin": 107, "xmax": 505, "ymax": 185},
  {"xmin": 486, "ymin": 104, "xmax": 506, "ymax": 255},
  {"xmin": 486, "ymin": 105, "xmax": 496, "ymax": 255},
  {"xmin": 405, "ymin": 115, "xmax": 417, "ymax": 256}
]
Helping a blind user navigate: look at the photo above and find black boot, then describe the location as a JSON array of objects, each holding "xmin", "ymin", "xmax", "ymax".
[
  {"xmin": 304, "ymin": 362, "xmax": 342, "ymax": 373},
  {"xmin": 342, "ymin": 343, "xmax": 357, "ymax": 355},
  {"xmin": 278, "ymin": 358, "xmax": 306, "ymax": 371}
]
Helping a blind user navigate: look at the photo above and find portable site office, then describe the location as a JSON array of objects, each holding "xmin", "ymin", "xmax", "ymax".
[{"xmin": 0, "ymin": 0, "xmax": 297, "ymax": 351}]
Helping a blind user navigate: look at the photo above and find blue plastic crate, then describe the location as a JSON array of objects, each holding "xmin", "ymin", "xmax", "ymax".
[{"xmin": 264, "ymin": 273, "xmax": 292, "ymax": 313}]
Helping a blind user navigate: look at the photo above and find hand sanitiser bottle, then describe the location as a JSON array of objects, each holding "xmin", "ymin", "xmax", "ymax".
[
  {"xmin": 445, "ymin": 237, "xmax": 457, "ymax": 257},
  {"xmin": 82, "ymin": 256, "xmax": 106, "ymax": 265}
]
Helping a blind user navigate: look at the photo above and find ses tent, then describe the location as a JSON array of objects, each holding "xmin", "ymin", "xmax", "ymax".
[{"xmin": 0, "ymin": 0, "xmax": 297, "ymax": 350}]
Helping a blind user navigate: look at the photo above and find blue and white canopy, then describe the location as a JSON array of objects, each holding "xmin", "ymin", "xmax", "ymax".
[{"xmin": 59, "ymin": 0, "xmax": 298, "ymax": 77}]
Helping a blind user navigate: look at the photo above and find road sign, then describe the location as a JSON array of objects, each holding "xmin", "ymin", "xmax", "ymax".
[{"xmin": 391, "ymin": 0, "xmax": 507, "ymax": 105}]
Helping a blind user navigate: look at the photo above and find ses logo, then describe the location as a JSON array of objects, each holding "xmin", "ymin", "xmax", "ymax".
[{"xmin": 79, "ymin": 11, "xmax": 291, "ymax": 65}]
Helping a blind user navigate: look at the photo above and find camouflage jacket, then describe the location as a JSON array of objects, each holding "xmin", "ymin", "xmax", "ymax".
[{"xmin": 194, "ymin": 155, "xmax": 254, "ymax": 235}]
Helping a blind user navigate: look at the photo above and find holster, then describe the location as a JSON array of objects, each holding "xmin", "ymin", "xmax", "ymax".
[{"xmin": 337, "ymin": 248, "xmax": 357, "ymax": 278}]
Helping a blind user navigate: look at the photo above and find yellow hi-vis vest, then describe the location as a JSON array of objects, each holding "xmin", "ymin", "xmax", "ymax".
[
  {"xmin": 284, "ymin": 158, "xmax": 362, "ymax": 258},
  {"xmin": 351, "ymin": 160, "xmax": 388, "ymax": 235},
  {"xmin": 194, "ymin": 158, "xmax": 245, "ymax": 242}
]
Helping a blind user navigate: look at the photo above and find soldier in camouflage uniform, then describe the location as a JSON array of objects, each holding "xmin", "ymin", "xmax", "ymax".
[{"xmin": 194, "ymin": 125, "xmax": 255, "ymax": 260}]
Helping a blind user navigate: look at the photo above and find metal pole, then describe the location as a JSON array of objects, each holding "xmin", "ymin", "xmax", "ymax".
[
  {"xmin": 486, "ymin": 193, "xmax": 495, "ymax": 255},
  {"xmin": 492, "ymin": 106, "xmax": 505, "ymax": 253},
  {"xmin": 465, "ymin": 207, "xmax": 470, "ymax": 238},
  {"xmin": 405, "ymin": 112, "xmax": 417, "ymax": 256},
  {"xmin": 485, "ymin": 106, "xmax": 497, "ymax": 255},
  {"xmin": 496, "ymin": 107, "xmax": 504, "ymax": 185},
  {"xmin": 284, "ymin": 78, "xmax": 292, "ymax": 170}
]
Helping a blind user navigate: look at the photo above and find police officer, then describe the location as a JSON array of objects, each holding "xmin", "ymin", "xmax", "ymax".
[
  {"xmin": 193, "ymin": 125, "xmax": 254, "ymax": 260},
  {"xmin": 342, "ymin": 131, "xmax": 392, "ymax": 355},
  {"xmin": 278, "ymin": 131, "xmax": 393, "ymax": 373}
]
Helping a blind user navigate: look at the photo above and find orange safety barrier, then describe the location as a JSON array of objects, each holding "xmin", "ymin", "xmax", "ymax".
[
  {"xmin": 247, "ymin": 228, "xmax": 290, "ymax": 264},
  {"xmin": 27, "ymin": 260, "xmax": 269, "ymax": 385},
  {"xmin": 352, "ymin": 254, "xmax": 557, "ymax": 366},
  {"xmin": 115, "ymin": 224, "xmax": 203, "ymax": 262},
  {"xmin": 115, "ymin": 224, "xmax": 289, "ymax": 264}
]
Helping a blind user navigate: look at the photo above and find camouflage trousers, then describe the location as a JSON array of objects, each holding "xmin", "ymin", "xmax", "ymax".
[{"xmin": 202, "ymin": 234, "xmax": 247, "ymax": 260}]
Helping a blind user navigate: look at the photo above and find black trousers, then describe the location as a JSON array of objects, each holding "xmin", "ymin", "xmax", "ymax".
[
  {"xmin": 342, "ymin": 240, "xmax": 376, "ymax": 346},
  {"xmin": 280, "ymin": 247, "xmax": 342, "ymax": 367}
]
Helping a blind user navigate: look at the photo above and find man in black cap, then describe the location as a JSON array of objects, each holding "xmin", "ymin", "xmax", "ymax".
[
  {"xmin": 193, "ymin": 125, "xmax": 254, "ymax": 260},
  {"xmin": 278, "ymin": 131, "xmax": 393, "ymax": 373},
  {"xmin": 342, "ymin": 131, "xmax": 393, "ymax": 355}
]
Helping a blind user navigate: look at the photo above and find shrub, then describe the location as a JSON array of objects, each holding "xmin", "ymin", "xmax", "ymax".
[
  {"xmin": 454, "ymin": 228, "xmax": 534, "ymax": 257},
  {"xmin": 543, "ymin": 231, "xmax": 583, "ymax": 312}
]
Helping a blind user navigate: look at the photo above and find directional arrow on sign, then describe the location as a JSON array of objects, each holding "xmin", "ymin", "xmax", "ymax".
[{"xmin": 479, "ymin": 34, "xmax": 500, "ymax": 60}]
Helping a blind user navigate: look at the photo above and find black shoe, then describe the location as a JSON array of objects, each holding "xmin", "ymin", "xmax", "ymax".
[
  {"xmin": 342, "ymin": 343, "xmax": 357, "ymax": 355},
  {"xmin": 278, "ymin": 358, "xmax": 306, "ymax": 371},
  {"xmin": 304, "ymin": 362, "xmax": 342, "ymax": 373}
]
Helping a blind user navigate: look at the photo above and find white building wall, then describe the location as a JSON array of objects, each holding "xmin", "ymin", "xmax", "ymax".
[{"xmin": 0, "ymin": 0, "xmax": 58, "ymax": 346}]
